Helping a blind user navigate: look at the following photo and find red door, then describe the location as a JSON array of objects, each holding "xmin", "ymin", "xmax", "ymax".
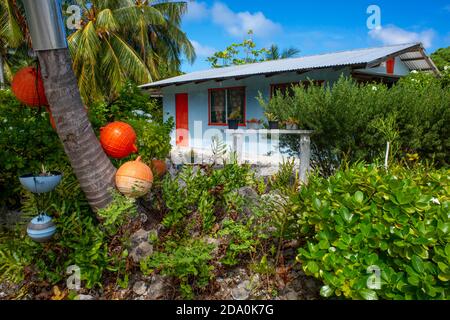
[{"xmin": 175, "ymin": 93, "xmax": 189, "ymax": 147}]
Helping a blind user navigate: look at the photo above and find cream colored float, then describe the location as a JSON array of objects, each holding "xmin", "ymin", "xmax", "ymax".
[{"xmin": 115, "ymin": 157, "xmax": 153, "ymax": 198}]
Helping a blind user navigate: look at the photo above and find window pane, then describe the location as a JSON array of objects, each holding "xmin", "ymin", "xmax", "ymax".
[
  {"xmin": 272, "ymin": 83, "xmax": 297, "ymax": 97},
  {"xmin": 227, "ymin": 88, "xmax": 245, "ymax": 124},
  {"xmin": 210, "ymin": 90, "xmax": 226, "ymax": 124}
]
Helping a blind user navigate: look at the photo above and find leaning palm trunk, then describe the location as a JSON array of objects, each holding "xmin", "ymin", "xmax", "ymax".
[{"xmin": 37, "ymin": 49, "xmax": 116, "ymax": 210}]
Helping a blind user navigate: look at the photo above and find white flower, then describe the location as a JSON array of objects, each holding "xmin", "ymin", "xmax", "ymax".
[
  {"xmin": 371, "ymin": 86, "xmax": 378, "ymax": 91},
  {"xmin": 444, "ymin": 66, "xmax": 449, "ymax": 71},
  {"xmin": 431, "ymin": 197, "xmax": 440, "ymax": 205},
  {"xmin": 411, "ymin": 70, "xmax": 418, "ymax": 74}
]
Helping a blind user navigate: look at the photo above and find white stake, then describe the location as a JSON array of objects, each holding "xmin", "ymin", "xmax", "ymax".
[{"xmin": 384, "ymin": 141, "xmax": 390, "ymax": 170}]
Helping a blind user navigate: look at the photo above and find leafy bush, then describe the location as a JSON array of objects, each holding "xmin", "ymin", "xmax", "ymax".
[
  {"xmin": 161, "ymin": 161, "xmax": 255, "ymax": 231},
  {"xmin": 430, "ymin": 46, "xmax": 450, "ymax": 71},
  {"xmin": 141, "ymin": 239, "xmax": 215, "ymax": 299},
  {"xmin": 258, "ymin": 75, "xmax": 450, "ymax": 175},
  {"xmin": 128, "ymin": 116, "xmax": 173, "ymax": 162},
  {"xmin": 97, "ymin": 189, "xmax": 137, "ymax": 236},
  {"xmin": 294, "ymin": 163, "xmax": 450, "ymax": 300},
  {"xmin": 144, "ymin": 161, "xmax": 289, "ymax": 297},
  {"xmin": 0, "ymin": 178, "xmax": 130, "ymax": 290},
  {"xmin": 0, "ymin": 89, "xmax": 67, "ymax": 207}
]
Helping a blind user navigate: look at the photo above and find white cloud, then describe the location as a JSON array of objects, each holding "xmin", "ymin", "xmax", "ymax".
[
  {"xmin": 211, "ymin": 2, "xmax": 282, "ymax": 38},
  {"xmin": 184, "ymin": 1, "xmax": 209, "ymax": 21},
  {"xmin": 191, "ymin": 40, "xmax": 216, "ymax": 57},
  {"xmin": 369, "ymin": 25, "xmax": 435, "ymax": 48}
]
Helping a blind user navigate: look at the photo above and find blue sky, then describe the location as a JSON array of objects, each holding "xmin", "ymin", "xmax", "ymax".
[{"xmin": 180, "ymin": 0, "xmax": 450, "ymax": 72}]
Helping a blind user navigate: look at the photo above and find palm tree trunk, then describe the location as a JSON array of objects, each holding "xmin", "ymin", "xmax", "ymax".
[
  {"xmin": 37, "ymin": 48, "xmax": 116, "ymax": 211},
  {"xmin": 0, "ymin": 53, "xmax": 5, "ymax": 89}
]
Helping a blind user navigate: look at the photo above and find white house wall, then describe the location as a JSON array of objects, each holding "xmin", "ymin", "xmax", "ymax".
[{"xmin": 162, "ymin": 67, "xmax": 350, "ymax": 156}]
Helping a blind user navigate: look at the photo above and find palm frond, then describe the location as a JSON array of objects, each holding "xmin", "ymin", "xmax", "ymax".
[
  {"xmin": 109, "ymin": 32, "xmax": 151, "ymax": 84},
  {"xmin": 0, "ymin": 0, "xmax": 23, "ymax": 47},
  {"xmin": 96, "ymin": 8, "xmax": 119, "ymax": 31}
]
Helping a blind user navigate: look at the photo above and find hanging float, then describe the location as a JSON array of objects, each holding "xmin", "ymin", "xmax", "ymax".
[
  {"xmin": 19, "ymin": 169, "xmax": 61, "ymax": 242},
  {"xmin": 151, "ymin": 159, "xmax": 167, "ymax": 177},
  {"xmin": 115, "ymin": 157, "xmax": 153, "ymax": 198},
  {"xmin": 100, "ymin": 121, "xmax": 138, "ymax": 159},
  {"xmin": 27, "ymin": 214, "xmax": 57, "ymax": 243},
  {"xmin": 11, "ymin": 67, "xmax": 48, "ymax": 107}
]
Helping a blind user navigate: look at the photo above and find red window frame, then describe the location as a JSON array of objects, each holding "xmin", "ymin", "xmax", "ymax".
[
  {"xmin": 208, "ymin": 86, "xmax": 247, "ymax": 126},
  {"xmin": 270, "ymin": 80, "xmax": 325, "ymax": 98}
]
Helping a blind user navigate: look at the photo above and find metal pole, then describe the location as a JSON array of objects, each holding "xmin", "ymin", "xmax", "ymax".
[{"xmin": 21, "ymin": 0, "xmax": 68, "ymax": 51}]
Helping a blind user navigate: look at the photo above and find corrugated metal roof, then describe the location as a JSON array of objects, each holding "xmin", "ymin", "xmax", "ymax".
[{"xmin": 141, "ymin": 43, "xmax": 437, "ymax": 88}]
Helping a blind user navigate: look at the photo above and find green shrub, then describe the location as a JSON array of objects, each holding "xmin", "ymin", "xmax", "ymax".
[
  {"xmin": 0, "ymin": 182, "xmax": 130, "ymax": 290},
  {"xmin": 294, "ymin": 163, "xmax": 450, "ymax": 300},
  {"xmin": 0, "ymin": 89, "xmax": 67, "ymax": 207},
  {"xmin": 128, "ymin": 116, "xmax": 173, "ymax": 162},
  {"xmin": 141, "ymin": 239, "xmax": 215, "ymax": 299},
  {"xmin": 258, "ymin": 75, "xmax": 450, "ymax": 175},
  {"xmin": 97, "ymin": 189, "xmax": 137, "ymax": 236},
  {"xmin": 161, "ymin": 161, "xmax": 255, "ymax": 230}
]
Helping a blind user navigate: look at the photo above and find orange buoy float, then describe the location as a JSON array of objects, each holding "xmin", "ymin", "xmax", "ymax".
[
  {"xmin": 11, "ymin": 67, "xmax": 48, "ymax": 107},
  {"xmin": 115, "ymin": 156, "xmax": 153, "ymax": 198},
  {"xmin": 151, "ymin": 159, "xmax": 167, "ymax": 177},
  {"xmin": 100, "ymin": 121, "xmax": 138, "ymax": 159}
]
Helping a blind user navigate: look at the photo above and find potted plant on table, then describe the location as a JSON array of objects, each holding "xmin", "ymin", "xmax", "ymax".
[
  {"xmin": 265, "ymin": 112, "xmax": 279, "ymax": 129},
  {"xmin": 284, "ymin": 117, "xmax": 300, "ymax": 130},
  {"xmin": 227, "ymin": 110, "xmax": 242, "ymax": 130},
  {"xmin": 246, "ymin": 118, "xmax": 262, "ymax": 130}
]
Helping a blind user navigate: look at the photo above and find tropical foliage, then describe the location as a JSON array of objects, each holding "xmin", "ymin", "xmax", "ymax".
[
  {"xmin": 265, "ymin": 44, "xmax": 300, "ymax": 60},
  {"xmin": 67, "ymin": 0, "xmax": 195, "ymax": 103},
  {"xmin": 295, "ymin": 163, "xmax": 450, "ymax": 300},
  {"xmin": 0, "ymin": 0, "xmax": 31, "ymax": 86},
  {"xmin": 258, "ymin": 73, "xmax": 450, "ymax": 175},
  {"xmin": 431, "ymin": 46, "xmax": 450, "ymax": 71},
  {"xmin": 0, "ymin": 82, "xmax": 172, "ymax": 208},
  {"xmin": 207, "ymin": 30, "xmax": 300, "ymax": 68},
  {"xmin": 0, "ymin": 0, "xmax": 195, "ymax": 102}
]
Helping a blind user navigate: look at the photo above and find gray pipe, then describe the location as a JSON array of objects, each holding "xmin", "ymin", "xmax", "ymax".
[{"xmin": 21, "ymin": 0, "xmax": 68, "ymax": 51}]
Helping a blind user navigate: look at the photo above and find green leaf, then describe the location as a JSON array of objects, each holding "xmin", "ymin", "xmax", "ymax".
[
  {"xmin": 437, "ymin": 262, "xmax": 449, "ymax": 273},
  {"xmin": 340, "ymin": 207, "xmax": 354, "ymax": 224},
  {"xmin": 354, "ymin": 191, "xmax": 364, "ymax": 204},
  {"xmin": 438, "ymin": 221, "xmax": 449, "ymax": 234},
  {"xmin": 359, "ymin": 289, "xmax": 378, "ymax": 300},
  {"xmin": 412, "ymin": 255, "xmax": 425, "ymax": 274},
  {"xmin": 306, "ymin": 261, "xmax": 319, "ymax": 274},
  {"xmin": 438, "ymin": 273, "xmax": 450, "ymax": 282},
  {"xmin": 320, "ymin": 285, "xmax": 334, "ymax": 298},
  {"xmin": 407, "ymin": 274, "xmax": 420, "ymax": 286},
  {"xmin": 313, "ymin": 198, "xmax": 322, "ymax": 211}
]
